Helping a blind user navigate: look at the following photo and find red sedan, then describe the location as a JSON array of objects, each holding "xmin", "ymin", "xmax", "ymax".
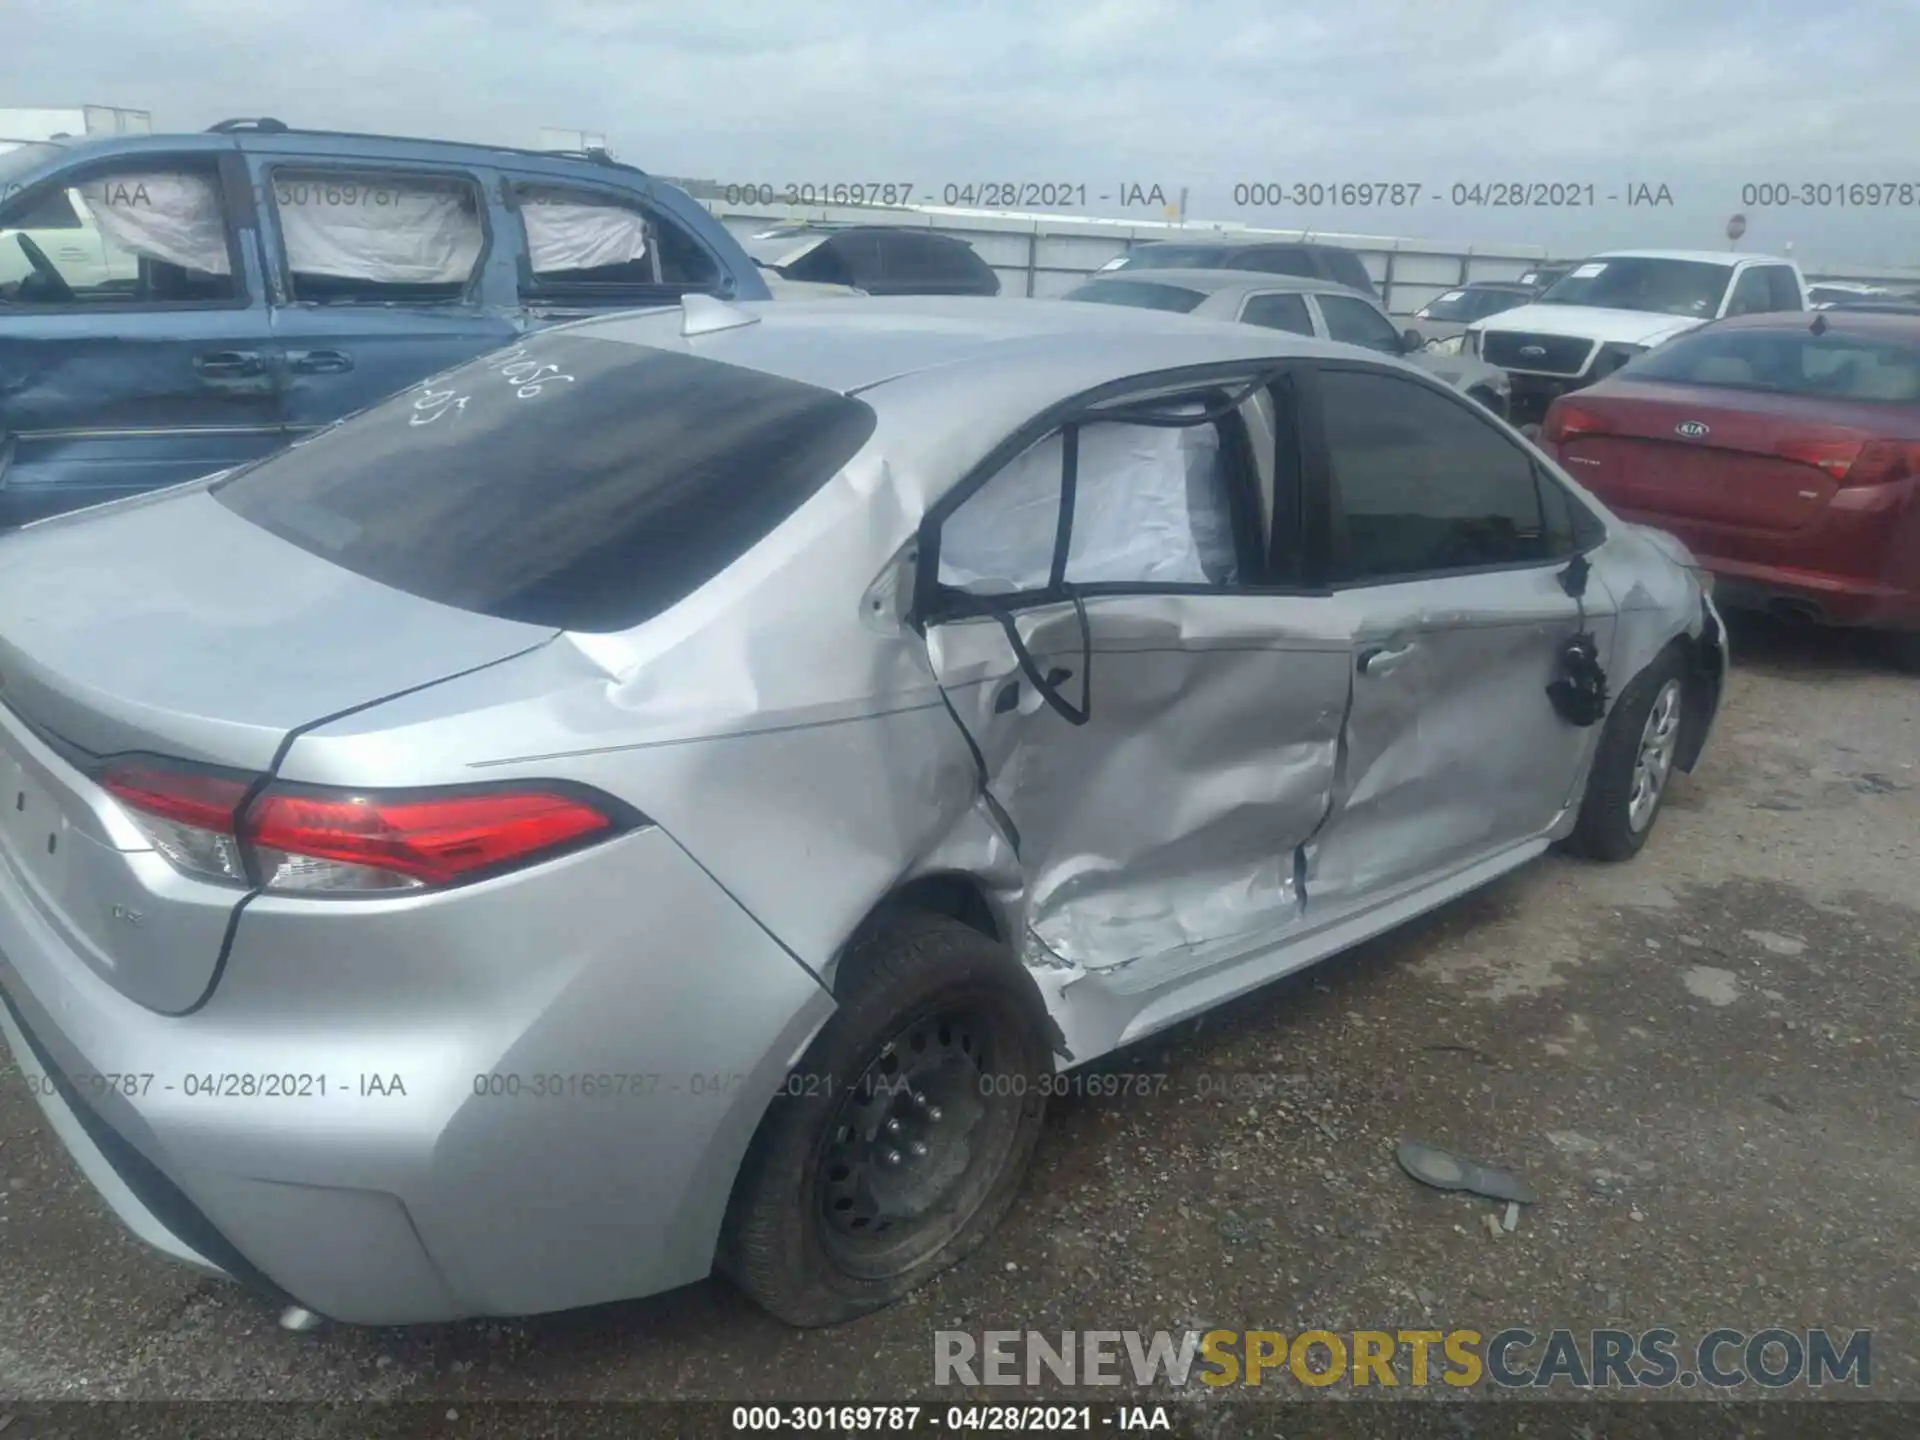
[{"xmin": 1542, "ymin": 310, "xmax": 1920, "ymax": 666}]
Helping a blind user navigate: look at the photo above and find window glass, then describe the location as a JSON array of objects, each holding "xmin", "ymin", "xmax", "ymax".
[
  {"xmin": 272, "ymin": 168, "xmax": 483, "ymax": 303},
  {"xmin": 0, "ymin": 165, "xmax": 237, "ymax": 305},
  {"xmin": 1538, "ymin": 258, "xmax": 1732, "ymax": 317},
  {"xmin": 938, "ymin": 412, "xmax": 1240, "ymax": 594},
  {"xmin": 1627, "ymin": 327, "xmax": 1920, "ymax": 402},
  {"xmin": 1232, "ymin": 248, "xmax": 1316, "ymax": 277},
  {"xmin": 1764, "ymin": 267, "xmax": 1805, "ymax": 311},
  {"xmin": 1063, "ymin": 279, "xmax": 1206, "ymax": 313},
  {"xmin": 1419, "ymin": 289, "xmax": 1475, "ymax": 320},
  {"xmin": 1724, "ymin": 268, "xmax": 1773, "ymax": 317},
  {"xmin": 1472, "ymin": 288, "xmax": 1529, "ymax": 319},
  {"xmin": 1239, "ymin": 292, "xmax": 1315, "ymax": 334},
  {"xmin": 1319, "ymin": 368, "xmax": 1551, "ymax": 582},
  {"xmin": 1321, "ymin": 251, "xmax": 1377, "ymax": 295},
  {"xmin": 213, "ymin": 332, "xmax": 878, "ymax": 632},
  {"xmin": 515, "ymin": 185, "xmax": 719, "ymax": 296},
  {"xmin": 1318, "ymin": 293, "xmax": 1403, "ymax": 353},
  {"xmin": 885, "ymin": 233, "xmax": 966, "ymax": 283}
]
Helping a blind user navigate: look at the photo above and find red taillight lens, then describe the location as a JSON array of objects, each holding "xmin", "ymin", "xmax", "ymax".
[
  {"xmin": 98, "ymin": 758, "xmax": 627, "ymax": 894},
  {"xmin": 1542, "ymin": 404, "xmax": 1611, "ymax": 446},
  {"xmin": 1839, "ymin": 438, "xmax": 1920, "ymax": 486},
  {"xmin": 244, "ymin": 787, "xmax": 616, "ymax": 892},
  {"xmin": 1775, "ymin": 434, "xmax": 1866, "ymax": 479},
  {"xmin": 98, "ymin": 759, "xmax": 256, "ymax": 885}
]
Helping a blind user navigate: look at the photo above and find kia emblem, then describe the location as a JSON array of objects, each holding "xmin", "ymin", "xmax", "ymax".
[{"xmin": 1675, "ymin": 420, "xmax": 1710, "ymax": 439}]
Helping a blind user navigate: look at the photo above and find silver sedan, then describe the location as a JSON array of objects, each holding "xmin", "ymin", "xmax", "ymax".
[
  {"xmin": 1064, "ymin": 267, "xmax": 1515, "ymax": 419},
  {"xmin": 0, "ymin": 295, "xmax": 1723, "ymax": 1331}
]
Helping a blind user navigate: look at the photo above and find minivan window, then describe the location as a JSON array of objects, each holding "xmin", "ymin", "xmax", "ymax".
[
  {"xmin": 213, "ymin": 333, "xmax": 879, "ymax": 631},
  {"xmin": 1064, "ymin": 279, "xmax": 1207, "ymax": 313},
  {"xmin": 270, "ymin": 167, "xmax": 485, "ymax": 304}
]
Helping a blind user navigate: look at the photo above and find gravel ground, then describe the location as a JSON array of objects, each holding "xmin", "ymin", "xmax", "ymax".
[{"xmin": 1, "ymin": 612, "xmax": 1916, "ymax": 1434}]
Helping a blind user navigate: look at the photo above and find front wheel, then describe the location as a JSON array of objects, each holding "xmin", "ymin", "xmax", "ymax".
[
  {"xmin": 719, "ymin": 912, "xmax": 1052, "ymax": 1327},
  {"xmin": 1564, "ymin": 646, "xmax": 1688, "ymax": 861}
]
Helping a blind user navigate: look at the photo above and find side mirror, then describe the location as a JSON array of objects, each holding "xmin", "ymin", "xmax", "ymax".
[{"xmin": 1401, "ymin": 327, "xmax": 1425, "ymax": 353}]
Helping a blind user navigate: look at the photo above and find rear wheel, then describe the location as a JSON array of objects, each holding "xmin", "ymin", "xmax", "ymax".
[
  {"xmin": 719, "ymin": 912, "xmax": 1052, "ymax": 1327},
  {"xmin": 1565, "ymin": 646, "xmax": 1688, "ymax": 861}
]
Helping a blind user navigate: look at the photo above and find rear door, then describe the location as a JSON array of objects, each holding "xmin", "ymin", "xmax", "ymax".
[
  {"xmin": 1301, "ymin": 363, "xmax": 1608, "ymax": 911},
  {"xmin": 245, "ymin": 151, "xmax": 520, "ymax": 440},
  {"xmin": 920, "ymin": 365, "xmax": 1352, "ymax": 975},
  {"xmin": 0, "ymin": 146, "xmax": 284, "ymax": 526}
]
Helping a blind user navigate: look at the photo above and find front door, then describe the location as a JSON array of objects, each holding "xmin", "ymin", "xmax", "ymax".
[
  {"xmin": 1299, "ymin": 364, "xmax": 1612, "ymax": 909},
  {"xmin": 0, "ymin": 150, "xmax": 282, "ymax": 526},
  {"xmin": 920, "ymin": 373, "xmax": 1350, "ymax": 974},
  {"xmin": 246, "ymin": 155, "xmax": 521, "ymax": 440}
]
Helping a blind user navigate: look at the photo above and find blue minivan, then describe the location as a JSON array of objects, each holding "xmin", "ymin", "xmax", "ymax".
[{"xmin": 0, "ymin": 118, "xmax": 771, "ymax": 527}]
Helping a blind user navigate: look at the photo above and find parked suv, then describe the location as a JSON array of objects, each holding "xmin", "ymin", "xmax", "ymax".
[
  {"xmin": 0, "ymin": 118, "xmax": 770, "ymax": 527},
  {"xmin": 1097, "ymin": 239, "xmax": 1379, "ymax": 300},
  {"xmin": 1468, "ymin": 250, "xmax": 1807, "ymax": 426}
]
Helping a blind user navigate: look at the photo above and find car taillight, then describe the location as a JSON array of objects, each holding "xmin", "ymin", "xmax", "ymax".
[
  {"xmin": 1839, "ymin": 438, "xmax": 1920, "ymax": 486},
  {"xmin": 99, "ymin": 759, "xmax": 253, "ymax": 885},
  {"xmin": 1542, "ymin": 404, "xmax": 1612, "ymax": 445},
  {"xmin": 1774, "ymin": 435, "xmax": 1866, "ymax": 479},
  {"xmin": 99, "ymin": 758, "xmax": 628, "ymax": 893}
]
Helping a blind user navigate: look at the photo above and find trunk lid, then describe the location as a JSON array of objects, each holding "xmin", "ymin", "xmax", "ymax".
[
  {"xmin": 0, "ymin": 489, "xmax": 557, "ymax": 1014},
  {"xmin": 1553, "ymin": 381, "xmax": 1906, "ymax": 537}
]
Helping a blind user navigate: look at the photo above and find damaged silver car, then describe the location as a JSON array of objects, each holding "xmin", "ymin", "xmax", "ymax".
[{"xmin": 0, "ymin": 295, "xmax": 1726, "ymax": 1331}]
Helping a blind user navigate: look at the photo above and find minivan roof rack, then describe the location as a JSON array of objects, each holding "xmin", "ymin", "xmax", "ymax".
[{"xmin": 197, "ymin": 120, "xmax": 648, "ymax": 177}]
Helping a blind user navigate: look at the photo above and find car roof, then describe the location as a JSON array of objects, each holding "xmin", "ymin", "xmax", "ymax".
[
  {"xmin": 1132, "ymin": 238, "xmax": 1342, "ymax": 253},
  {"xmin": 1706, "ymin": 309, "xmax": 1920, "ymax": 336},
  {"xmin": 1590, "ymin": 248, "xmax": 1791, "ymax": 266},
  {"xmin": 574, "ymin": 295, "xmax": 1363, "ymax": 395},
  {"xmin": 23, "ymin": 127, "xmax": 652, "ymax": 179},
  {"xmin": 1078, "ymin": 268, "xmax": 1362, "ymax": 300},
  {"xmin": 1460, "ymin": 280, "xmax": 1538, "ymax": 291}
]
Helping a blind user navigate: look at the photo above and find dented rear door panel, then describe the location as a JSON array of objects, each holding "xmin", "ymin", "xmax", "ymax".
[{"xmin": 925, "ymin": 591, "xmax": 1349, "ymax": 975}]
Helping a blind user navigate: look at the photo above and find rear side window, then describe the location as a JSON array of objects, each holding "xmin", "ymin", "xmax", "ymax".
[
  {"xmin": 1064, "ymin": 279, "xmax": 1206, "ymax": 313},
  {"xmin": 269, "ymin": 167, "xmax": 485, "ymax": 304},
  {"xmin": 212, "ymin": 333, "xmax": 878, "ymax": 631},
  {"xmin": 1628, "ymin": 326, "xmax": 1920, "ymax": 402},
  {"xmin": 1239, "ymin": 292, "xmax": 1315, "ymax": 334},
  {"xmin": 514, "ymin": 183, "xmax": 719, "ymax": 298}
]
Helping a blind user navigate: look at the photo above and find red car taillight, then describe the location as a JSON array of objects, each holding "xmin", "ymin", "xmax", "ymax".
[
  {"xmin": 1774, "ymin": 435, "xmax": 1920, "ymax": 487},
  {"xmin": 99, "ymin": 758, "xmax": 628, "ymax": 894},
  {"xmin": 1541, "ymin": 403, "xmax": 1612, "ymax": 446}
]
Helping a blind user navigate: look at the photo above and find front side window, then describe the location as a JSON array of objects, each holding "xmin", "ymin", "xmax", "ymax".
[
  {"xmin": 1317, "ymin": 293, "xmax": 1403, "ymax": 354},
  {"xmin": 270, "ymin": 167, "xmax": 484, "ymax": 304},
  {"xmin": 1724, "ymin": 268, "xmax": 1774, "ymax": 317},
  {"xmin": 1318, "ymin": 368, "xmax": 1553, "ymax": 583},
  {"xmin": 213, "ymin": 332, "xmax": 878, "ymax": 631},
  {"xmin": 937, "ymin": 410, "xmax": 1242, "ymax": 596},
  {"xmin": 0, "ymin": 162, "xmax": 238, "ymax": 305}
]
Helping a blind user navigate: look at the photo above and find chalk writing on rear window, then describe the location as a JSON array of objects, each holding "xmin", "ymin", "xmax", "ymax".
[{"xmin": 406, "ymin": 343, "xmax": 576, "ymax": 426}]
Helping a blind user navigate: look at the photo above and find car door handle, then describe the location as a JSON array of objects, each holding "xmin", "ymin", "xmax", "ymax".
[
  {"xmin": 193, "ymin": 351, "xmax": 268, "ymax": 379},
  {"xmin": 287, "ymin": 349, "xmax": 354, "ymax": 375},
  {"xmin": 1357, "ymin": 643, "xmax": 1416, "ymax": 677}
]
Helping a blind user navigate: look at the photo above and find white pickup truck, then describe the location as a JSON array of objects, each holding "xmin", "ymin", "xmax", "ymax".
[{"xmin": 1466, "ymin": 249, "xmax": 1808, "ymax": 426}]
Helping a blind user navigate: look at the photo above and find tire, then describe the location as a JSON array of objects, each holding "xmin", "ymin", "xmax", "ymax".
[
  {"xmin": 718, "ymin": 911, "xmax": 1052, "ymax": 1327},
  {"xmin": 1564, "ymin": 644, "xmax": 1689, "ymax": 862}
]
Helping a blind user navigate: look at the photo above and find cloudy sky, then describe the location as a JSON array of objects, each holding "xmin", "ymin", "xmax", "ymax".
[{"xmin": 7, "ymin": 0, "xmax": 1918, "ymax": 268}]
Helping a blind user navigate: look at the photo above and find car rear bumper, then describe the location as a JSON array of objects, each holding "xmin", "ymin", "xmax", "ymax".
[
  {"xmin": 0, "ymin": 824, "xmax": 834, "ymax": 1325},
  {"xmin": 1697, "ymin": 558, "xmax": 1917, "ymax": 631}
]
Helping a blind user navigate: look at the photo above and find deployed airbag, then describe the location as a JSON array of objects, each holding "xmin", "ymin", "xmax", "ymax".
[
  {"xmin": 75, "ymin": 171, "xmax": 231, "ymax": 275},
  {"xmin": 520, "ymin": 188, "xmax": 651, "ymax": 273},
  {"xmin": 272, "ymin": 170, "xmax": 483, "ymax": 283}
]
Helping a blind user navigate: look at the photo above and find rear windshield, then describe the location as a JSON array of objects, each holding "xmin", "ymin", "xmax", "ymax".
[
  {"xmin": 213, "ymin": 332, "xmax": 878, "ymax": 631},
  {"xmin": 1063, "ymin": 279, "xmax": 1207, "ymax": 313},
  {"xmin": 1627, "ymin": 326, "xmax": 1920, "ymax": 403},
  {"xmin": 1111, "ymin": 246, "xmax": 1233, "ymax": 270}
]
